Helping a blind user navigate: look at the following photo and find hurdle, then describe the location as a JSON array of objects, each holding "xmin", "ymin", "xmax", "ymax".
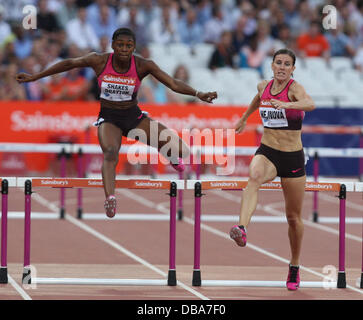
[
  {"xmin": 0, "ymin": 177, "xmax": 17, "ymax": 284},
  {"xmin": 187, "ymin": 179, "xmax": 354, "ymax": 289},
  {"xmin": 355, "ymin": 182, "xmax": 363, "ymax": 288},
  {"xmin": 19, "ymin": 177, "xmax": 183, "ymax": 286}
]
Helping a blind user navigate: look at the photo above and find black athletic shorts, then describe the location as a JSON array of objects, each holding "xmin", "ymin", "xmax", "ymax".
[
  {"xmin": 93, "ymin": 104, "xmax": 148, "ymax": 137},
  {"xmin": 255, "ymin": 143, "xmax": 306, "ymax": 178}
]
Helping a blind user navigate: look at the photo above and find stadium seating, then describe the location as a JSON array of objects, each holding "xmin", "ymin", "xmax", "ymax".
[{"xmin": 148, "ymin": 42, "xmax": 363, "ymax": 108}]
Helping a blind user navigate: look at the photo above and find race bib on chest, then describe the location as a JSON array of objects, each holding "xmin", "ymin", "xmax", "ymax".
[
  {"xmin": 100, "ymin": 75, "xmax": 136, "ymax": 101},
  {"xmin": 259, "ymin": 107, "xmax": 288, "ymax": 128}
]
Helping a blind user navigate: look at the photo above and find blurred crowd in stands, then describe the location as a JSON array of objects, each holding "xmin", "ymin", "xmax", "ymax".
[{"xmin": 0, "ymin": 0, "xmax": 363, "ymax": 102}]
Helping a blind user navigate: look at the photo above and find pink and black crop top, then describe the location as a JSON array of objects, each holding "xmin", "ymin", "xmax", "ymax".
[
  {"xmin": 97, "ymin": 53, "xmax": 141, "ymax": 102},
  {"xmin": 259, "ymin": 79, "xmax": 304, "ymax": 130}
]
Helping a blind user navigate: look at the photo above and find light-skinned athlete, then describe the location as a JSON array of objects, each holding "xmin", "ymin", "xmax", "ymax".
[{"xmin": 230, "ymin": 48, "xmax": 315, "ymax": 291}]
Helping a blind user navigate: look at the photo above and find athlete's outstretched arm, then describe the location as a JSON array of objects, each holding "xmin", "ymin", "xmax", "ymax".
[
  {"xmin": 270, "ymin": 82, "xmax": 315, "ymax": 111},
  {"xmin": 145, "ymin": 60, "xmax": 217, "ymax": 103},
  {"xmin": 235, "ymin": 81, "xmax": 267, "ymax": 133},
  {"xmin": 16, "ymin": 52, "xmax": 99, "ymax": 83}
]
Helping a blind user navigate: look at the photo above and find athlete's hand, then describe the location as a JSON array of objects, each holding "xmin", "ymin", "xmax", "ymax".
[
  {"xmin": 197, "ymin": 91, "xmax": 217, "ymax": 103},
  {"xmin": 235, "ymin": 118, "xmax": 247, "ymax": 134},
  {"xmin": 270, "ymin": 99, "xmax": 290, "ymax": 110},
  {"xmin": 15, "ymin": 73, "xmax": 36, "ymax": 83}
]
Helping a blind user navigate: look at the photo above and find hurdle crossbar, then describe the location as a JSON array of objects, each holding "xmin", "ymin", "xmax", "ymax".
[
  {"xmin": 20, "ymin": 177, "xmax": 183, "ymax": 287},
  {"xmin": 188, "ymin": 180, "xmax": 350, "ymax": 289},
  {"xmin": 0, "ymin": 178, "xmax": 17, "ymax": 284}
]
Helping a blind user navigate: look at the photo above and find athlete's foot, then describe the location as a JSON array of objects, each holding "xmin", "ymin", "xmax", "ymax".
[
  {"xmin": 286, "ymin": 264, "xmax": 300, "ymax": 291},
  {"xmin": 229, "ymin": 225, "xmax": 247, "ymax": 247},
  {"xmin": 171, "ymin": 158, "xmax": 185, "ymax": 172},
  {"xmin": 104, "ymin": 195, "xmax": 116, "ymax": 218}
]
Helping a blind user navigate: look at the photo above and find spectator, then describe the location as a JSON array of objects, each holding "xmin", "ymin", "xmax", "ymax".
[
  {"xmin": 66, "ymin": 6, "xmax": 100, "ymax": 52},
  {"xmin": 239, "ymin": 32, "xmax": 266, "ymax": 75},
  {"xmin": 231, "ymin": 15, "xmax": 248, "ymax": 53},
  {"xmin": 353, "ymin": 43, "xmax": 363, "ymax": 72},
  {"xmin": 41, "ymin": 73, "xmax": 68, "ymax": 100},
  {"xmin": 296, "ymin": 20, "xmax": 330, "ymax": 59},
  {"xmin": 167, "ymin": 64, "xmax": 197, "ymax": 103},
  {"xmin": 325, "ymin": 22, "xmax": 355, "ymax": 57},
  {"xmin": 19, "ymin": 55, "xmax": 43, "ymax": 100},
  {"xmin": 56, "ymin": 0, "xmax": 78, "ymax": 29},
  {"xmin": 11, "ymin": 25, "xmax": 34, "ymax": 60},
  {"xmin": 177, "ymin": 8, "xmax": 203, "ymax": 47},
  {"xmin": 118, "ymin": 0, "xmax": 149, "ymax": 50},
  {"xmin": 0, "ymin": 63, "xmax": 26, "ymax": 100},
  {"xmin": 149, "ymin": 4, "xmax": 180, "ymax": 44},
  {"xmin": 86, "ymin": 0, "xmax": 117, "ymax": 29},
  {"xmin": 274, "ymin": 23, "xmax": 295, "ymax": 51},
  {"xmin": 37, "ymin": 0, "xmax": 61, "ymax": 37},
  {"xmin": 63, "ymin": 68, "xmax": 90, "ymax": 101},
  {"xmin": 288, "ymin": 0, "xmax": 312, "ymax": 38},
  {"xmin": 255, "ymin": 20, "xmax": 276, "ymax": 57},
  {"xmin": 208, "ymin": 30, "xmax": 235, "ymax": 70},
  {"xmin": 91, "ymin": 4, "xmax": 118, "ymax": 40},
  {"xmin": 203, "ymin": 5, "xmax": 230, "ymax": 44},
  {"xmin": 0, "ymin": 5, "xmax": 11, "ymax": 47}
]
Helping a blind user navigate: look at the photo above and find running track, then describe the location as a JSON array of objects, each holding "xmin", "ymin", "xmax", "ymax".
[{"xmin": 1, "ymin": 183, "xmax": 363, "ymax": 300}]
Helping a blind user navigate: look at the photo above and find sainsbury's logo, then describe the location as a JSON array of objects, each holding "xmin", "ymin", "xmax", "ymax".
[{"xmin": 103, "ymin": 75, "xmax": 136, "ymax": 85}]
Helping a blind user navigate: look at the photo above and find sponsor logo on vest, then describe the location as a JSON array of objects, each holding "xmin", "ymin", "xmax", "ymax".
[{"xmin": 103, "ymin": 75, "xmax": 135, "ymax": 85}]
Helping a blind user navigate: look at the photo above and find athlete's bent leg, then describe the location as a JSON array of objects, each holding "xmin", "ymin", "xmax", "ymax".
[{"xmin": 98, "ymin": 122, "xmax": 122, "ymax": 198}]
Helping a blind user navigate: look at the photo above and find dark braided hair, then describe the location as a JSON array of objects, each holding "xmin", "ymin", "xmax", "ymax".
[{"xmin": 112, "ymin": 28, "xmax": 136, "ymax": 42}]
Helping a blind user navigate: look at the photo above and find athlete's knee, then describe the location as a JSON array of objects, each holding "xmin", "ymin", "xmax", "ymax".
[
  {"xmin": 103, "ymin": 146, "xmax": 119, "ymax": 162},
  {"xmin": 286, "ymin": 213, "xmax": 303, "ymax": 228},
  {"xmin": 248, "ymin": 168, "xmax": 265, "ymax": 187}
]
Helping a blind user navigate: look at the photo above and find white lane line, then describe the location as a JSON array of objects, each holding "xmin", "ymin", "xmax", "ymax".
[
  {"xmin": 120, "ymin": 189, "xmax": 363, "ymax": 295},
  {"xmin": 31, "ymin": 192, "xmax": 209, "ymax": 301},
  {"xmin": 211, "ymin": 190, "xmax": 363, "ymax": 242},
  {"xmin": 7, "ymin": 274, "xmax": 32, "ymax": 300}
]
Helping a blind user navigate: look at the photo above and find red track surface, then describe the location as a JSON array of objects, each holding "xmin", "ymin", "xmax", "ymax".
[{"xmin": 1, "ymin": 184, "xmax": 363, "ymax": 300}]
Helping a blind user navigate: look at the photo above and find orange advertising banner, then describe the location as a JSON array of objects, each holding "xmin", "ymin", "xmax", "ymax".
[{"xmin": 0, "ymin": 102, "xmax": 261, "ymax": 174}]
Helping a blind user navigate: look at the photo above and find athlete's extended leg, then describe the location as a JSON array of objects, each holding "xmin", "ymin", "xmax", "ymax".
[
  {"xmin": 98, "ymin": 122, "xmax": 122, "ymax": 211},
  {"xmin": 281, "ymin": 175, "xmax": 306, "ymax": 266},
  {"xmin": 281, "ymin": 175, "xmax": 305, "ymax": 290},
  {"xmin": 230, "ymin": 155, "xmax": 277, "ymax": 246},
  {"xmin": 135, "ymin": 117, "xmax": 190, "ymax": 170}
]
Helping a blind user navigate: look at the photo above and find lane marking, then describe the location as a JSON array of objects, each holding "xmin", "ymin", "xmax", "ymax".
[
  {"xmin": 211, "ymin": 190, "xmax": 363, "ymax": 242},
  {"xmin": 31, "ymin": 192, "xmax": 209, "ymax": 300},
  {"xmin": 120, "ymin": 189, "xmax": 363, "ymax": 295},
  {"xmin": 7, "ymin": 274, "xmax": 32, "ymax": 300}
]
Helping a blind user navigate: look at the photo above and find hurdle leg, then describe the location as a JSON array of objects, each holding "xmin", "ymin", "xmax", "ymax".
[
  {"xmin": 177, "ymin": 170, "xmax": 183, "ymax": 220},
  {"xmin": 0, "ymin": 179, "xmax": 9, "ymax": 283},
  {"xmin": 361, "ymin": 194, "xmax": 363, "ymax": 289},
  {"xmin": 22, "ymin": 180, "xmax": 32, "ymax": 284},
  {"xmin": 192, "ymin": 182, "xmax": 202, "ymax": 286},
  {"xmin": 168, "ymin": 182, "xmax": 177, "ymax": 286},
  {"xmin": 59, "ymin": 148, "xmax": 66, "ymax": 219},
  {"xmin": 337, "ymin": 184, "xmax": 346, "ymax": 288},
  {"xmin": 77, "ymin": 149, "xmax": 83, "ymax": 219},
  {"xmin": 312, "ymin": 152, "xmax": 319, "ymax": 223}
]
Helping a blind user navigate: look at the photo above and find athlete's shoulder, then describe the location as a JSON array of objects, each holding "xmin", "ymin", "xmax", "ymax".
[
  {"xmin": 289, "ymin": 79, "xmax": 305, "ymax": 92},
  {"xmin": 257, "ymin": 80, "xmax": 270, "ymax": 93},
  {"xmin": 82, "ymin": 52, "xmax": 109, "ymax": 65}
]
